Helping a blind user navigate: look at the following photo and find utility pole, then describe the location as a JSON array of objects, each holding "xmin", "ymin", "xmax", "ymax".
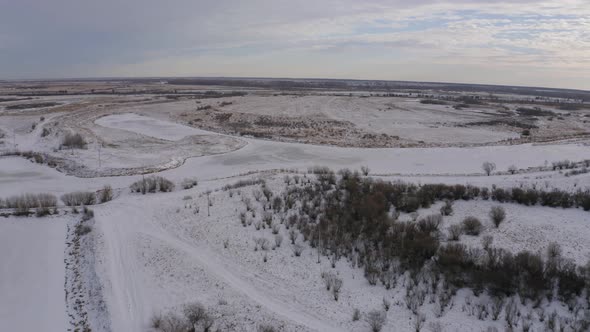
[
  {"xmin": 207, "ymin": 192, "xmax": 211, "ymax": 217},
  {"xmin": 98, "ymin": 144, "xmax": 101, "ymax": 168},
  {"xmin": 317, "ymin": 222, "xmax": 321, "ymax": 264}
]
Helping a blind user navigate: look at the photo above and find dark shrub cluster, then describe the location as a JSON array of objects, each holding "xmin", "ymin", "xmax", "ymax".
[
  {"xmin": 130, "ymin": 176, "xmax": 175, "ymax": 194},
  {"xmin": 489, "ymin": 206, "xmax": 506, "ymax": 228},
  {"xmin": 222, "ymin": 178, "xmax": 265, "ymax": 190},
  {"xmin": 487, "ymin": 186, "xmax": 589, "ymax": 211},
  {"xmin": 515, "ymin": 107, "xmax": 555, "ymax": 117},
  {"xmin": 275, "ymin": 169, "xmax": 588, "ymax": 305},
  {"xmin": 61, "ymin": 132, "xmax": 87, "ymax": 149},
  {"xmin": 462, "ymin": 217, "xmax": 483, "ymax": 235}
]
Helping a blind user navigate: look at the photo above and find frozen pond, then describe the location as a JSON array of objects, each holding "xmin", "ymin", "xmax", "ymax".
[
  {"xmin": 95, "ymin": 113, "xmax": 210, "ymax": 141},
  {"xmin": 0, "ymin": 217, "xmax": 68, "ymax": 332}
]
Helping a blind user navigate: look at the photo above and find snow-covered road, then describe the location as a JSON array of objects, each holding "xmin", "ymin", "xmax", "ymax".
[{"xmin": 95, "ymin": 196, "xmax": 342, "ymax": 332}]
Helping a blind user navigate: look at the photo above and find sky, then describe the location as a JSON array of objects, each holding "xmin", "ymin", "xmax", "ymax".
[{"xmin": 0, "ymin": 0, "xmax": 589, "ymax": 90}]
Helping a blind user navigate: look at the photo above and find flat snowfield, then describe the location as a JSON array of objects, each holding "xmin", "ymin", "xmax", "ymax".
[
  {"xmin": 95, "ymin": 113, "xmax": 211, "ymax": 141},
  {"xmin": 0, "ymin": 217, "xmax": 68, "ymax": 332},
  {"xmin": 167, "ymin": 137, "xmax": 590, "ymax": 178}
]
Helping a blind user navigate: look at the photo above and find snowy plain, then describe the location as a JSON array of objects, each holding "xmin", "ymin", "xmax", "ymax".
[
  {"xmin": 0, "ymin": 216, "xmax": 69, "ymax": 332},
  {"xmin": 1, "ymin": 104, "xmax": 590, "ymax": 332}
]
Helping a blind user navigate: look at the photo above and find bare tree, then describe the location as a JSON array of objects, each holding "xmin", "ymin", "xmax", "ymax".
[
  {"xmin": 413, "ymin": 313, "xmax": 426, "ymax": 332},
  {"xmin": 489, "ymin": 206, "xmax": 506, "ymax": 228},
  {"xmin": 184, "ymin": 302, "xmax": 207, "ymax": 332},
  {"xmin": 482, "ymin": 161, "xmax": 496, "ymax": 176},
  {"xmin": 508, "ymin": 165, "xmax": 518, "ymax": 174},
  {"xmin": 481, "ymin": 235, "xmax": 494, "ymax": 251},
  {"xmin": 361, "ymin": 165, "xmax": 370, "ymax": 176},
  {"xmin": 289, "ymin": 228, "xmax": 298, "ymax": 244},
  {"xmin": 332, "ymin": 276, "xmax": 343, "ymax": 301},
  {"xmin": 292, "ymin": 243, "xmax": 304, "ymax": 256},
  {"xmin": 448, "ymin": 224, "xmax": 463, "ymax": 241},
  {"xmin": 366, "ymin": 310, "xmax": 387, "ymax": 332},
  {"xmin": 462, "ymin": 216, "xmax": 483, "ymax": 236},
  {"xmin": 160, "ymin": 313, "xmax": 190, "ymax": 332},
  {"xmin": 99, "ymin": 185, "xmax": 113, "ymax": 203}
]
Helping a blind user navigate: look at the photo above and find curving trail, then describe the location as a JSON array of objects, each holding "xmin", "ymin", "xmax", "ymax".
[{"xmin": 95, "ymin": 197, "xmax": 342, "ymax": 332}]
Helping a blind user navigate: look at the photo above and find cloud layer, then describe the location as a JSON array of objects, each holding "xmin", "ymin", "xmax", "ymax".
[{"xmin": 1, "ymin": 0, "xmax": 588, "ymax": 89}]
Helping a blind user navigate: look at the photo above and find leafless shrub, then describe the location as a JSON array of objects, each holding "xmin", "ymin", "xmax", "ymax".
[
  {"xmin": 61, "ymin": 191, "xmax": 96, "ymax": 206},
  {"xmin": 414, "ymin": 313, "xmax": 426, "ymax": 332},
  {"xmin": 159, "ymin": 313, "xmax": 189, "ymax": 332},
  {"xmin": 183, "ymin": 302, "xmax": 207, "ymax": 329},
  {"xmin": 62, "ymin": 132, "xmax": 87, "ymax": 149},
  {"xmin": 361, "ymin": 165, "xmax": 370, "ymax": 176},
  {"xmin": 222, "ymin": 178, "xmax": 265, "ymax": 190},
  {"xmin": 521, "ymin": 311, "xmax": 533, "ymax": 332},
  {"xmin": 489, "ymin": 206, "xmax": 506, "ymax": 228},
  {"xmin": 4, "ymin": 193, "xmax": 58, "ymax": 212},
  {"xmin": 130, "ymin": 176, "xmax": 175, "ymax": 194},
  {"xmin": 352, "ymin": 308, "xmax": 361, "ymax": 321},
  {"xmin": 181, "ymin": 178, "xmax": 198, "ymax": 190},
  {"xmin": 292, "ymin": 242, "xmax": 304, "ymax": 257},
  {"xmin": 253, "ymin": 190, "xmax": 263, "ymax": 202},
  {"xmin": 35, "ymin": 206, "xmax": 51, "ymax": 217},
  {"xmin": 254, "ymin": 237, "xmax": 270, "ymax": 251},
  {"xmin": 75, "ymin": 223, "xmax": 92, "ymax": 236},
  {"xmin": 289, "ymin": 228, "xmax": 299, "ymax": 244},
  {"xmin": 99, "ymin": 185, "xmax": 113, "ymax": 203},
  {"xmin": 366, "ymin": 310, "xmax": 387, "ymax": 332},
  {"xmin": 274, "ymin": 234, "xmax": 283, "ymax": 248},
  {"xmin": 462, "ymin": 216, "xmax": 483, "ymax": 236},
  {"xmin": 429, "ymin": 321, "xmax": 443, "ymax": 332},
  {"xmin": 271, "ymin": 222, "xmax": 280, "ymax": 234},
  {"xmin": 448, "ymin": 224, "xmax": 463, "ymax": 241},
  {"xmin": 481, "ymin": 235, "xmax": 494, "ymax": 251},
  {"xmin": 150, "ymin": 312, "xmax": 163, "ymax": 329},
  {"xmin": 508, "ymin": 165, "xmax": 518, "ymax": 174},
  {"xmin": 482, "ymin": 161, "xmax": 496, "ymax": 176},
  {"xmin": 504, "ymin": 298, "xmax": 519, "ymax": 328},
  {"xmin": 258, "ymin": 324, "xmax": 278, "ymax": 332},
  {"xmin": 332, "ymin": 276, "xmax": 343, "ymax": 301},
  {"xmin": 440, "ymin": 200, "xmax": 453, "ymax": 216},
  {"xmin": 382, "ymin": 297, "xmax": 391, "ymax": 311},
  {"xmin": 82, "ymin": 206, "xmax": 94, "ymax": 221},
  {"xmin": 418, "ymin": 214, "xmax": 442, "ymax": 233},
  {"xmin": 263, "ymin": 212, "xmax": 273, "ymax": 227}
]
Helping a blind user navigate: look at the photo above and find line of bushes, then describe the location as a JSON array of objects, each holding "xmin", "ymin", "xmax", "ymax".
[
  {"xmin": 369, "ymin": 180, "xmax": 590, "ymax": 212},
  {"xmin": 1, "ymin": 185, "xmax": 113, "ymax": 216},
  {"xmin": 0, "ymin": 193, "xmax": 57, "ymax": 216},
  {"xmin": 130, "ymin": 176, "xmax": 174, "ymax": 194},
  {"xmin": 1, "ymin": 150, "xmax": 48, "ymax": 164}
]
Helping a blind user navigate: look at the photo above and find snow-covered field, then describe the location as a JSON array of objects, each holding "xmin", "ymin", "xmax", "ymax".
[
  {"xmin": 1, "ymin": 93, "xmax": 589, "ymax": 332},
  {"xmin": 0, "ymin": 216, "xmax": 69, "ymax": 332},
  {"xmin": 95, "ymin": 113, "xmax": 212, "ymax": 141}
]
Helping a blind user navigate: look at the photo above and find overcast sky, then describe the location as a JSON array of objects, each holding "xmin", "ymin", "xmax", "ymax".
[{"xmin": 1, "ymin": 0, "xmax": 589, "ymax": 90}]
